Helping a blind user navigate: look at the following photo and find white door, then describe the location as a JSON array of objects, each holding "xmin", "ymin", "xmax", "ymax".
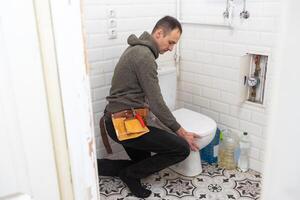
[
  {"xmin": 0, "ymin": 1, "xmax": 99, "ymax": 200},
  {"xmin": 0, "ymin": 1, "xmax": 60, "ymax": 199},
  {"xmin": 49, "ymin": 0, "xmax": 100, "ymax": 199}
]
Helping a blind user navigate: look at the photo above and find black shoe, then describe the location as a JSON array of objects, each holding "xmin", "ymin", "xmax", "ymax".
[
  {"xmin": 97, "ymin": 159, "xmax": 134, "ymax": 177},
  {"xmin": 119, "ymin": 170, "xmax": 152, "ymax": 198}
]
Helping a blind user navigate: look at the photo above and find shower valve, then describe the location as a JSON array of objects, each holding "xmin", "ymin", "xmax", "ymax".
[
  {"xmin": 240, "ymin": 0, "xmax": 250, "ymax": 19},
  {"xmin": 223, "ymin": 10, "xmax": 229, "ymax": 19},
  {"xmin": 240, "ymin": 10, "xmax": 250, "ymax": 19}
]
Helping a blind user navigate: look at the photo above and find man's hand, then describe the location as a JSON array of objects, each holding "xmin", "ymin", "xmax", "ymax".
[{"xmin": 176, "ymin": 127, "xmax": 201, "ymax": 151}]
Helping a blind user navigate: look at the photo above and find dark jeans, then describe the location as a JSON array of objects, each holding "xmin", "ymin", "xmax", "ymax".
[{"xmin": 104, "ymin": 116, "xmax": 190, "ymax": 179}]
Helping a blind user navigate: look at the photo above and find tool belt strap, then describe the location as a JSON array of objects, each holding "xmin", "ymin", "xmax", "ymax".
[{"xmin": 99, "ymin": 116, "xmax": 112, "ymax": 154}]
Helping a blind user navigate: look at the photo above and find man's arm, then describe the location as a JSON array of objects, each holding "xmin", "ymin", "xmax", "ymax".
[
  {"xmin": 133, "ymin": 50, "xmax": 200, "ymax": 151},
  {"xmin": 133, "ymin": 51, "xmax": 180, "ymax": 132}
]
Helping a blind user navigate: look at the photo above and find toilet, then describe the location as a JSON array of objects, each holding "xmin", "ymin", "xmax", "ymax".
[{"xmin": 158, "ymin": 67, "xmax": 217, "ymax": 177}]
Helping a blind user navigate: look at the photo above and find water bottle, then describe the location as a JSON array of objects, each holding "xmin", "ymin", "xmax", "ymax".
[
  {"xmin": 238, "ymin": 132, "xmax": 251, "ymax": 172},
  {"xmin": 218, "ymin": 129, "xmax": 237, "ymax": 170}
]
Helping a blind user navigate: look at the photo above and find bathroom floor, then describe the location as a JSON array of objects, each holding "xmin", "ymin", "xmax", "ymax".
[{"xmin": 99, "ymin": 161, "xmax": 261, "ymax": 200}]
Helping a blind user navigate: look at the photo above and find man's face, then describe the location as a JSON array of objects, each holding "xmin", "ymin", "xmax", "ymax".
[{"xmin": 154, "ymin": 28, "xmax": 181, "ymax": 54}]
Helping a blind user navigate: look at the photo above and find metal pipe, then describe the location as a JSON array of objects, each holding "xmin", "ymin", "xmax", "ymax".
[
  {"xmin": 174, "ymin": 0, "xmax": 233, "ymax": 75},
  {"xmin": 175, "ymin": 0, "xmax": 181, "ymax": 78},
  {"xmin": 223, "ymin": 0, "xmax": 230, "ymax": 19},
  {"xmin": 174, "ymin": 0, "xmax": 234, "ymax": 78},
  {"xmin": 181, "ymin": 20, "xmax": 233, "ymax": 28}
]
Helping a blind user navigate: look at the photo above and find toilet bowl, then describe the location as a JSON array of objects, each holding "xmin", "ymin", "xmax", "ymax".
[
  {"xmin": 157, "ymin": 67, "xmax": 217, "ymax": 176},
  {"xmin": 170, "ymin": 108, "xmax": 217, "ymax": 177}
]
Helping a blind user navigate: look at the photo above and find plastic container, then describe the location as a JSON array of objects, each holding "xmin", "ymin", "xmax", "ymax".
[
  {"xmin": 200, "ymin": 128, "xmax": 221, "ymax": 164},
  {"xmin": 238, "ymin": 132, "xmax": 251, "ymax": 172},
  {"xmin": 218, "ymin": 129, "xmax": 238, "ymax": 170}
]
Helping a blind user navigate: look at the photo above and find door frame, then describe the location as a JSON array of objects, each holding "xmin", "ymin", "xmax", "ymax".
[
  {"xmin": 0, "ymin": 1, "xmax": 61, "ymax": 199},
  {"xmin": 33, "ymin": 0, "xmax": 99, "ymax": 199}
]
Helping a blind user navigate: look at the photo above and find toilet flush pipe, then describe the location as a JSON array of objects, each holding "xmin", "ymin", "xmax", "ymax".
[
  {"xmin": 175, "ymin": 0, "xmax": 181, "ymax": 78},
  {"xmin": 176, "ymin": 0, "xmax": 233, "ymax": 27},
  {"xmin": 174, "ymin": 0, "xmax": 233, "ymax": 77}
]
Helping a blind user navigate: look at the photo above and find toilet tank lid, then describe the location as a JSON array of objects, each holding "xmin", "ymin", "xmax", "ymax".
[
  {"xmin": 157, "ymin": 67, "xmax": 176, "ymax": 76},
  {"xmin": 172, "ymin": 108, "xmax": 217, "ymax": 137}
]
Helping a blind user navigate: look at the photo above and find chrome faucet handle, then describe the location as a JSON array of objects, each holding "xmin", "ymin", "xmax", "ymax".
[
  {"xmin": 240, "ymin": 0, "xmax": 250, "ymax": 19},
  {"xmin": 223, "ymin": 10, "xmax": 229, "ymax": 19},
  {"xmin": 240, "ymin": 10, "xmax": 250, "ymax": 19},
  {"xmin": 223, "ymin": 0, "xmax": 230, "ymax": 19}
]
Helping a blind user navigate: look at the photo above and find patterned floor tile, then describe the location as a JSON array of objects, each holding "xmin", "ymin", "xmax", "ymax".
[
  {"xmin": 99, "ymin": 162, "xmax": 261, "ymax": 200},
  {"xmin": 99, "ymin": 177, "xmax": 125, "ymax": 197},
  {"xmin": 163, "ymin": 178, "xmax": 196, "ymax": 198}
]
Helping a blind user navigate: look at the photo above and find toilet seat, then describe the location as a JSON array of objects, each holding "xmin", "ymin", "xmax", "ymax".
[{"xmin": 172, "ymin": 108, "xmax": 216, "ymax": 137}]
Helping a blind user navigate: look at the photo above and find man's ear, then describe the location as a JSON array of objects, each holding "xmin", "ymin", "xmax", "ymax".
[{"xmin": 154, "ymin": 29, "xmax": 164, "ymax": 39}]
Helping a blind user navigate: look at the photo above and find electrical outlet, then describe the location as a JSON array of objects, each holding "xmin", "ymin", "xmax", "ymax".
[
  {"xmin": 108, "ymin": 28, "xmax": 117, "ymax": 39},
  {"xmin": 108, "ymin": 19, "xmax": 117, "ymax": 28},
  {"xmin": 107, "ymin": 8, "xmax": 116, "ymax": 18}
]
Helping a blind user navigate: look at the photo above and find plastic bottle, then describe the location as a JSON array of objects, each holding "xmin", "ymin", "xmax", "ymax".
[
  {"xmin": 218, "ymin": 129, "xmax": 237, "ymax": 170},
  {"xmin": 234, "ymin": 137, "xmax": 240, "ymax": 164},
  {"xmin": 218, "ymin": 130, "xmax": 225, "ymax": 167},
  {"xmin": 238, "ymin": 132, "xmax": 251, "ymax": 172}
]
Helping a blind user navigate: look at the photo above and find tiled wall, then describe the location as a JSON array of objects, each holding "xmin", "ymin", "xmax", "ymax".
[
  {"xmin": 83, "ymin": 0, "xmax": 281, "ymax": 172},
  {"xmin": 83, "ymin": 0, "xmax": 177, "ymax": 158},
  {"xmin": 178, "ymin": 0, "xmax": 281, "ymax": 172}
]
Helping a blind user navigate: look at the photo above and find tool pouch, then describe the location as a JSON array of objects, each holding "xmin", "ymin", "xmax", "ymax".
[{"xmin": 111, "ymin": 108, "xmax": 149, "ymax": 141}]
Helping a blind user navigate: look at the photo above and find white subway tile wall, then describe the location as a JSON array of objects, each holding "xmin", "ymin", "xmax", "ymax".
[
  {"xmin": 83, "ymin": 0, "xmax": 281, "ymax": 172},
  {"xmin": 83, "ymin": 0, "xmax": 177, "ymax": 158},
  {"xmin": 178, "ymin": 0, "xmax": 281, "ymax": 172}
]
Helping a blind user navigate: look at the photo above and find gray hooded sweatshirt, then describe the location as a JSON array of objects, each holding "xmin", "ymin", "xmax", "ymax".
[{"xmin": 106, "ymin": 31, "xmax": 181, "ymax": 132}]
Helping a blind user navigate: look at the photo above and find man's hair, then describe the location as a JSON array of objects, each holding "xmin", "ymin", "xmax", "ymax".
[{"xmin": 151, "ymin": 16, "xmax": 182, "ymax": 36}]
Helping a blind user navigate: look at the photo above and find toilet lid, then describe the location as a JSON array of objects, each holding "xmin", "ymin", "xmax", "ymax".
[{"xmin": 172, "ymin": 108, "xmax": 217, "ymax": 137}]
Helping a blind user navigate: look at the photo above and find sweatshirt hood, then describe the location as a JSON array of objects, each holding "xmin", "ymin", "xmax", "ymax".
[{"xmin": 127, "ymin": 31, "xmax": 159, "ymax": 59}]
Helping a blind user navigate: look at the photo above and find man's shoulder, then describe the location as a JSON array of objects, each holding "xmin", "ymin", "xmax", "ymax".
[{"xmin": 127, "ymin": 45, "xmax": 155, "ymax": 59}]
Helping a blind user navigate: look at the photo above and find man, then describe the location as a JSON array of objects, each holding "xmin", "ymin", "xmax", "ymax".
[{"xmin": 99, "ymin": 16, "xmax": 200, "ymax": 198}]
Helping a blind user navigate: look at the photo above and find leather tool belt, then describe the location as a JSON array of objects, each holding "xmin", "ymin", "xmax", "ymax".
[
  {"xmin": 99, "ymin": 108, "xmax": 149, "ymax": 154},
  {"xmin": 111, "ymin": 108, "xmax": 149, "ymax": 141}
]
